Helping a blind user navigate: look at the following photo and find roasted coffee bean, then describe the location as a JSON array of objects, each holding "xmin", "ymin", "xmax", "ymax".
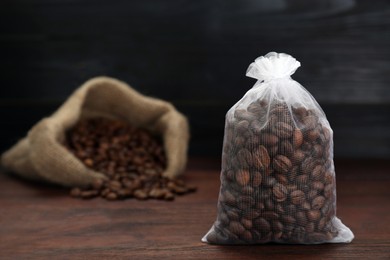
[
  {"xmin": 252, "ymin": 172, "xmax": 262, "ymax": 186},
  {"xmin": 91, "ymin": 178, "xmax": 104, "ymax": 190},
  {"xmin": 248, "ymin": 102, "xmax": 264, "ymax": 114},
  {"xmin": 229, "ymin": 221, "xmax": 246, "ymax": 236},
  {"xmin": 311, "ymin": 165, "xmax": 325, "ymax": 180},
  {"xmin": 254, "ymin": 218, "xmax": 271, "ymax": 233},
  {"xmin": 281, "ymin": 215, "xmax": 296, "ymax": 225},
  {"xmin": 274, "ymin": 122, "xmax": 293, "ymax": 138},
  {"xmin": 296, "ymin": 175, "xmax": 308, "ymax": 185},
  {"xmin": 307, "ymin": 190, "xmax": 318, "ymax": 200},
  {"xmin": 275, "ymin": 174, "xmax": 288, "ymax": 185},
  {"xmin": 290, "ymin": 190, "xmax": 305, "ymax": 205},
  {"xmin": 305, "ymin": 222, "xmax": 315, "ymax": 233},
  {"xmin": 222, "ymin": 190, "xmax": 236, "ymax": 205},
  {"xmin": 80, "ymin": 190, "xmax": 99, "ymax": 199},
  {"xmin": 234, "ymin": 136, "xmax": 246, "ymax": 147},
  {"xmin": 312, "ymin": 196, "xmax": 326, "ymax": 210},
  {"xmin": 235, "ymin": 109, "xmax": 256, "ymax": 122},
  {"xmin": 307, "ymin": 210, "xmax": 321, "ymax": 222},
  {"xmin": 106, "ymin": 192, "xmax": 118, "ymax": 200},
  {"xmin": 312, "ymin": 181, "xmax": 325, "ymax": 191},
  {"xmin": 227, "ymin": 209, "xmax": 241, "ymax": 221},
  {"xmin": 295, "ymin": 211, "xmax": 308, "ymax": 226},
  {"xmin": 292, "ymin": 150, "xmax": 305, "ymax": 164},
  {"xmin": 70, "ymin": 187, "xmax": 82, "ymax": 197},
  {"xmin": 256, "ymin": 145, "xmax": 270, "ymax": 168},
  {"xmin": 292, "ymin": 106, "xmax": 308, "ymax": 118},
  {"xmin": 279, "ymin": 140, "xmax": 294, "ymax": 156},
  {"xmin": 261, "ymin": 133, "xmax": 279, "ymax": 146},
  {"xmin": 324, "ymin": 184, "xmax": 335, "ymax": 198},
  {"xmin": 133, "ymin": 189, "xmax": 148, "ymax": 200},
  {"xmin": 237, "ymin": 148, "xmax": 253, "ymax": 168},
  {"xmin": 312, "ymin": 144, "xmax": 323, "ymax": 158},
  {"xmin": 317, "ymin": 218, "xmax": 326, "ymax": 230},
  {"xmin": 303, "ymin": 115, "xmax": 318, "ymax": 130},
  {"xmin": 241, "ymin": 218, "xmax": 253, "ymax": 229},
  {"xmin": 293, "ymin": 129, "xmax": 303, "ymax": 148},
  {"xmin": 301, "ymin": 201, "xmax": 311, "ymax": 211},
  {"xmin": 273, "ymin": 183, "xmax": 288, "ymax": 202},
  {"xmin": 66, "ymin": 118, "xmax": 195, "ymax": 201},
  {"xmin": 236, "ymin": 169, "xmax": 250, "ymax": 186},
  {"xmin": 250, "ymin": 120, "xmax": 263, "ymax": 134},
  {"xmin": 306, "ymin": 129, "xmax": 320, "ymax": 142},
  {"xmin": 273, "ymin": 155, "xmax": 292, "ymax": 173}
]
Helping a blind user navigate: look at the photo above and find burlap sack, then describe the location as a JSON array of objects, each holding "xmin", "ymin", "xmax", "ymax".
[{"xmin": 1, "ymin": 76, "xmax": 189, "ymax": 187}]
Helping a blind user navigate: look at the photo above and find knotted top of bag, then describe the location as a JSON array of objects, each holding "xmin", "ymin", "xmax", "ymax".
[{"xmin": 246, "ymin": 52, "xmax": 301, "ymax": 82}]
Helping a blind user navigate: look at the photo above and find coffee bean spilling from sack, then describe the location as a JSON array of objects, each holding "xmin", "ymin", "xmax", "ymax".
[
  {"xmin": 206, "ymin": 100, "xmax": 337, "ymax": 244},
  {"xmin": 65, "ymin": 118, "xmax": 196, "ymax": 201}
]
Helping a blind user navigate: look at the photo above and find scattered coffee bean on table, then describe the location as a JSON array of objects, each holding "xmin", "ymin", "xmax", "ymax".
[{"xmin": 65, "ymin": 117, "xmax": 196, "ymax": 201}]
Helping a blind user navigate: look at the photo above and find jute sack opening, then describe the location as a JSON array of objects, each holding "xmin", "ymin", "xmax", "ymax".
[{"xmin": 1, "ymin": 76, "xmax": 189, "ymax": 187}]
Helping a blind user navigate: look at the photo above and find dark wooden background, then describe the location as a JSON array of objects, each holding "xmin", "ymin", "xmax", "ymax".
[{"xmin": 1, "ymin": 0, "xmax": 389, "ymax": 158}]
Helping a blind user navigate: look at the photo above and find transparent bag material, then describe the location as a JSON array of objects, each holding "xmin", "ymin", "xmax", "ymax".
[{"xmin": 202, "ymin": 52, "xmax": 354, "ymax": 244}]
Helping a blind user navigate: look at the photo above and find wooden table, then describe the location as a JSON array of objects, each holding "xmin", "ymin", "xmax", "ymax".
[{"xmin": 0, "ymin": 158, "xmax": 389, "ymax": 259}]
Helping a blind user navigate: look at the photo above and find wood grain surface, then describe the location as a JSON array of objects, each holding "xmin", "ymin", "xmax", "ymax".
[{"xmin": 0, "ymin": 158, "xmax": 389, "ymax": 259}]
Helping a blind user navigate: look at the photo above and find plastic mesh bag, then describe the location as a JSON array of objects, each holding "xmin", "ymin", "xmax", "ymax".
[{"xmin": 203, "ymin": 52, "xmax": 354, "ymax": 244}]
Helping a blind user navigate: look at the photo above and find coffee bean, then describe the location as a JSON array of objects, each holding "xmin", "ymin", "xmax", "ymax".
[
  {"xmin": 290, "ymin": 190, "xmax": 305, "ymax": 205},
  {"xmin": 280, "ymin": 140, "xmax": 293, "ymax": 156},
  {"xmin": 273, "ymin": 155, "xmax": 292, "ymax": 174},
  {"xmin": 305, "ymin": 222, "xmax": 315, "ymax": 233},
  {"xmin": 306, "ymin": 130, "xmax": 320, "ymax": 142},
  {"xmin": 261, "ymin": 133, "xmax": 279, "ymax": 146},
  {"xmin": 252, "ymin": 172, "xmax": 262, "ymax": 186},
  {"xmin": 70, "ymin": 187, "xmax": 82, "ymax": 197},
  {"xmin": 236, "ymin": 169, "xmax": 250, "ymax": 186},
  {"xmin": 241, "ymin": 218, "xmax": 253, "ymax": 229},
  {"xmin": 229, "ymin": 221, "xmax": 246, "ymax": 236},
  {"xmin": 241, "ymin": 230, "xmax": 253, "ymax": 241},
  {"xmin": 272, "ymin": 220, "xmax": 284, "ymax": 232},
  {"xmin": 80, "ymin": 190, "xmax": 99, "ymax": 199},
  {"xmin": 248, "ymin": 102, "xmax": 264, "ymax": 114},
  {"xmin": 134, "ymin": 189, "xmax": 148, "ymax": 200},
  {"xmin": 253, "ymin": 218, "xmax": 271, "ymax": 233},
  {"xmin": 307, "ymin": 210, "xmax": 321, "ymax": 221},
  {"xmin": 66, "ymin": 118, "xmax": 196, "ymax": 201},
  {"xmin": 292, "ymin": 150, "xmax": 305, "ymax": 163},
  {"xmin": 237, "ymin": 149, "xmax": 252, "ymax": 168},
  {"xmin": 303, "ymin": 116, "xmax": 318, "ymax": 130},
  {"xmin": 256, "ymin": 145, "xmax": 270, "ymax": 168},
  {"xmin": 293, "ymin": 129, "xmax": 303, "ymax": 148},
  {"xmin": 106, "ymin": 192, "xmax": 118, "ymax": 200},
  {"xmin": 312, "ymin": 196, "xmax": 326, "ymax": 210},
  {"xmin": 274, "ymin": 122, "xmax": 293, "ymax": 138},
  {"xmin": 222, "ymin": 190, "xmax": 236, "ymax": 205},
  {"xmin": 311, "ymin": 165, "xmax": 325, "ymax": 180},
  {"xmin": 91, "ymin": 178, "xmax": 104, "ymax": 190},
  {"xmin": 250, "ymin": 120, "xmax": 263, "ymax": 134},
  {"xmin": 312, "ymin": 181, "xmax": 325, "ymax": 191},
  {"xmin": 273, "ymin": 183, "xmax": 288, "ymax": 202},
  {"xmin": 275, "ymin": 174, "xmax": 288, "ymax": 185},
  {"xmin": 295, "ymin": 211, "xmax": 308, "ymax": 226},
  {"xmin": 281, "ymin": 215, "xmax": 296, "ymax": 225},
  {"xmin": 227, "ymin": 210, "xmax": 240, "ymax": 221}
]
